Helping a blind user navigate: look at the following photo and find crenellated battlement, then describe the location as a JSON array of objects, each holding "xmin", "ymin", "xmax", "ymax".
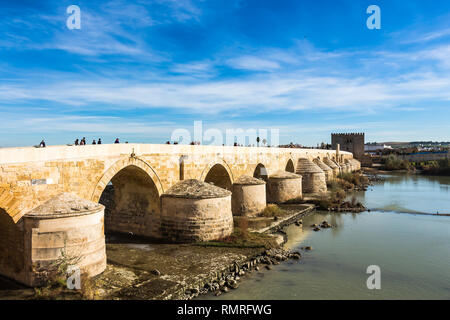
[{"xmin": 332, "ymin": 133, "xmax": 365, "ymax": 136}]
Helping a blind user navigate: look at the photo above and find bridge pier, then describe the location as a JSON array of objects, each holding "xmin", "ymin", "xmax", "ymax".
[
  {"xmin": 323, "ymin": 157, "xmax": 340, "ymax": 177},
  {"xmin": 231, "ymin": 176, "xmax": 267, "ymax": 217},
  {"xmin": 350, "ymin": 159, "xmax": 362, "ymax": 171},
  {"xmin": 313, "ymin": 158, "xmax": 334, "ymax": 182},
  {"xmin": 160, "ymin": 180, "xmax": 233, "ymax": 243},
  {"xmin": 296, "ymin": 158, "xmax": 327, "ymax": 195},
  {"xmin": 266, "ymin": 171, "xmax": 303, "ymax": 204},
  {"xmin": 1, "ymin": 193, "xmax": 106, "ymax": 287},
  {"xmin": 342, "ymin": 162, "xmax": 351, "ymax": 173}
]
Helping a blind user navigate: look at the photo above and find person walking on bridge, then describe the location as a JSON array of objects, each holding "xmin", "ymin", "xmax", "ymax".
[
  {"xmin": 97, "ymin": 138, "xmax": 102, "ymax": 145},
  {"xmin": 74, "ymin": 138, "xmax": 79, "ymax": 146},
  {"xmin": 39, "ymin": 140, "xmax": 46, "ymax": 148},
  {"xmin": 114, "ymin": 138, "xmax": 120, "ymax": 144}
]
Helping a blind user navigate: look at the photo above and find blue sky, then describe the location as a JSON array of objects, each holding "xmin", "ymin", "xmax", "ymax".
[{"xmin": 1, "ymin": 0, "xmax": 450, "ymax": 147}]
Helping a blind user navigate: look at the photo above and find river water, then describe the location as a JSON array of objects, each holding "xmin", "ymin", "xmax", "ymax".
[{"xmin": 205, "ymin": 173, "xmax": 450, "ymax": 300}]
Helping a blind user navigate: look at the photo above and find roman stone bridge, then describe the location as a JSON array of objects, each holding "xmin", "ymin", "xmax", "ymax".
[
  {"xmin": 0, "ymin": 143, "xmax": 353, "ymax": 285},
  {"xmin": 0, "ymin": 144, "xmax": 352, "ymax": 224}
]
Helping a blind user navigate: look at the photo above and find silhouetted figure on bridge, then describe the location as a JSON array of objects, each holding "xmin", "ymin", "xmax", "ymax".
[
  {"xmin": 39, "ymin": 140, "xmax": 46, "ymax": 148},
  {"xmin": 114, "ymin": 138, "xmax": 120, "ymax": 144},
  {"xmin": 74, "ymin": 138, "xmax": 79, "ymax": 146},
  {"xmin": 97, "ymin": 138, "xmax": 102, "ymax": 145},
  {"xmin": 92, "ymin": 139, "xmax": 96, "ymax": 145}
]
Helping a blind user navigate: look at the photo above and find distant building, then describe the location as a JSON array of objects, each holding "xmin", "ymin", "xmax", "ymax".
[
  {"xmin": 331, "ymin": 133, "xmax": 365, "ymax": 159},
  {"xmin": 399, "ymin": 150, "xmax": 449, "ymax": 162},
  {"xmin": 332, "ymin": 133, "xmax": 372, "ymax": 167},
  {"xmin": 365, "ymin": 144, "xmax": 393, "ymax": 152}
]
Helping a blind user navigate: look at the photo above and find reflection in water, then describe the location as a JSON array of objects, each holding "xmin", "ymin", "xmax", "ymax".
[{"xmin": 203, "ymin": 173, "xmax": 450, "ymax": 300}]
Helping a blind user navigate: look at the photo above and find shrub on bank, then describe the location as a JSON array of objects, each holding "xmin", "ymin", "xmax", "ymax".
[
  {"xmin": 337, "ymin": 172, "xmax": 369, "ymax": 186},
  {"xmin": 328, "ymin": 177, "xmax": 353, "ymax": 190},
  {"xmin": 383, "ymin": 155, "xmax": 413, "ymax": 171},
  {"xmin": 259, "ymin": 204, "xmax": 287, "ymax": 218},
  {"xmin": 311, "ymin": 178, "xmax": 365, "ymax": 212},
  {"xmin": 420, "ymin": 158, "xmax": 450, "ymax": 176}
]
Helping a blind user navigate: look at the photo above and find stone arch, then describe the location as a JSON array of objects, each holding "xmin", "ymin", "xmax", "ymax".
[
  {"xmin": 91, "ymin": 157, "xmax": 163, "ymax": 237},
  {"xmin": 253, "ymin": 163, "xmax": 269, "ymax": 182},
  {"xmin": 0, "ymin": 188, "xmax": 21, "ymax": 222},
  {"xmin": 201, "ymin": 160, "xmax": 234, "ymax": 191},
  {"xmin": 91, "ymin": 157, "xmax": 163, "ymax": 203},
  {"xmin": 285, "ymin": 159, "xmax": 295, "ymax": 173}
]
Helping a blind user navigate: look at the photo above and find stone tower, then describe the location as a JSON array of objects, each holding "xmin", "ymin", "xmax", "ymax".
[{"xmin": 331, "ymin": 133, "xmax": 365, "ymax": 160}]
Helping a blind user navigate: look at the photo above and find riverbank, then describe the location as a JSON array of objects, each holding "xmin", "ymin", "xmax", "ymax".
[
  {"xmin": 366, "ymin": 157, "xmax": 450, "ymax": 177},
  {"xmin": 100, "ymin": 204, "xmax": 315, "ymax": 300},
  {"xmin": 0, "ymin": 204, "xmax": 315, "ymax": 300}
]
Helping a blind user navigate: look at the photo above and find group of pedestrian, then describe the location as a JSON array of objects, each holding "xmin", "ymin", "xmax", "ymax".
[
  {"xmin": 74, "ymin": 137, "xmax": 103, "ymax": 145},
  {"xmin": 35, "ymin": 136, "xmax": 128, "ymax": 148}
]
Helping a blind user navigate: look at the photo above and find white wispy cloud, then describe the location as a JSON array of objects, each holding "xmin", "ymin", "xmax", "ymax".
[
  {"xmin": 170, "ymin": 61, "xmax": 216, "ymax": 77},
  {"xmin": 1, "ymin": 65, "xmax": 450, "ymax": 114},
  {"xmin": 226, "ymin": 56, "xmax": 281, "ymax": 71}
]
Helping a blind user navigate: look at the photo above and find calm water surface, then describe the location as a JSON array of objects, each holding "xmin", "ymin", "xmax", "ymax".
[{"xmin": 205, "ymin": 173, "xmax": 450, "ymax": 300}]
